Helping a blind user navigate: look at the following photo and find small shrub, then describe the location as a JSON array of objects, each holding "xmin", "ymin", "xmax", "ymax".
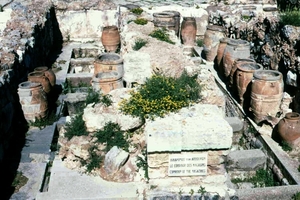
[
  {"xmin": 133, "ymin": 38, "xmax": 148, "ymax": 51},
  {"xmin": 134, "ymin": 18, "xmax": 148, "ymax": 25},
  {"xmin": 94, "ymin": 121, "xmax": 129, "ymax": 152},
  {"xmin": 279, "ymin": 10, "xmax": 300, "ymax": 26},
  {"xmin": 281, "ymin": 141, "xmax": 293, "ymax": 152},
  {"xmin": 149, "ymin": 28, "xmax": 175, "ymax": 44},
  {"xmin": 81, "ymin": 145, "xmax": 103, "ymax": 173},
  {"xmin": 85, "ymin": 88, "xmax": 100, "ymax": 106},
  {"xmin": 130, "ymin": 7, "xmax": 143, "ymax": 15},
  {"xmin": 196, "ymin": 39, "xmax": 203, "ymax": 47},
  {"xmin": 198, "ymin": 186, "xmax": 207, "ymax": 196},
  {"xmin": 119, "ymin": 70, "xmax": 202, "ymax": 119},
  {"xmin": 293, "ymin": 192, "xmax": 300, "ymax": 200},
  {"xmin": 64, "ymin": 113, "xmax": 88, "ymax": 140},
  {"xmin": 100, "ymin": 94, "xmax": 113, "ymax": 107}
]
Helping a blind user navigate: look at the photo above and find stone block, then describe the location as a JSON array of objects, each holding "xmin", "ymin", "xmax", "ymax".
[
  {"xmin": 226, "ymin": 149, "xmax": 267, "ymax": 171},
  {"xmin": 225, "ymin": 117, "xmax": 244, "ymax": 133},
  {"xmin": 147, "ymin": 104, "xmax": 232, "ymax": 152}
]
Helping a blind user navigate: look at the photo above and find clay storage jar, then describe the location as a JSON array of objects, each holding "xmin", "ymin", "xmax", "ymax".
[
  {"xmin": 235, "ymin": 60, "xmax": 263, "ymax": 108},
  {"xmin": 34, "ymin": 66, "xmax": 56, "ymax": 86},
  {"xmin": 222, "ymin": 39, "xmax": 250, "ymax": 81},
  {"xmin": 229, "ymin": 58, "xmax": 256, "ymax": 88},
  {"xmin": 276, "ymin": 112, "xmax": 300, "ymax": 147},
  {"xmin": 153, "ymin": 12, "xmax": 176, "ymax": 34},
  {"xmin": 91, "ymin": 71, "xmax": 123, "ymax": 94},
  {"xmin": 28, "ymin": 71, "xmax": 52, "ymax": 94},
  {"xmin": 180, "ymin": 17, "xmax": 197, "ymax": 46},
  {"xmin": 216, "ymin": 37, "xmax": 231, "ymax": 76},
  {"xmin": 162, "ymin": 10, "xmax": 181, "ymax": 37},
  {"xmin": 18, "ymin": 81, "xmax": 48, "ymax": 122},
  {"xmin": 93, "ymin": 53, "xmax": 124, "ymax": 78},
  {"xmin": 203, "ymin": 25, "xmax": 226, "ymax": 62},
  {"xmin": 101, "ymin": 26, "xmax": 120, "ymax": 53},
  {"xmin": 250, "ymin": 70, "xmax": 284, "ymax": 124}
]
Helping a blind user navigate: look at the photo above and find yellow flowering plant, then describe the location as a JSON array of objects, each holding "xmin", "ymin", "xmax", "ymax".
[{"xmin": 119, "ymin": 70, "xmax": 202, "ymax": 119}]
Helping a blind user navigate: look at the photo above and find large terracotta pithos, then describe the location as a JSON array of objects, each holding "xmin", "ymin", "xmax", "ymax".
[
  {"xmin": 93, "ymin": 53, "xmax": 124, "ymax": 77},
  {"xmin": 18, "ymin": 81, "xmax": 48, "ymax": 122},
  {"xmin": 235, "ymin": 60, "xmax": 263, "ymax": 108},
  {"xmin": 216, "ymin": 37, "xmax": 230, "ymax": 75},
  {"xmin": 277, "ymin": 112, "xmax": 300, "ymax": 147},
  {"xmin": 153, "ymin": 12, "xmax": 176, "ymax": 34},
  {"xmin": 34, "ymin": 66, "xmax": 56, "ymax": 86},
  {"xmin": 91, "ymin": 71, "xmax": 123, "ymax": 94},
  {"xmin": 28, "ymin": 71, "xmax": 52, "ymax": 94},
  {"xmin": 203, "ymin": 25, "xmax": 225, "ymax": 62},
  {"xmin": 250, "ymin": 70, "xmax": 284, "ymax": 124},
  {"xmin": 101, "ymin": 26, "xmax": 120, "ymax": 53},
  {"xmin": 180, "ymin": 17, "xmax": 197, "ymax": 46},
  {"xmin": 222, "ymin": 39, "xmax": 250, "ymax": 80}
]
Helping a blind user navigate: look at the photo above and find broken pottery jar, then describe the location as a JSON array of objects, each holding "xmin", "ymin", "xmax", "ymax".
[
  {"xmin": 18, "ymin": 81, "xmax": 48, "ymax": 122},
  {"xmin": 34, "ymin": 66, "xmax": 56, "ymax": 86},
  {"xmin": 203, "ymin": 25, "xmax": 225, "ymax": 62},
  {"xmin": 101, "ymin": 26, "xmax": 120, "ymax": 53},
  {"xmin": 250, "ymin": 70, "xmax": 284, "ymax": 124},
  {"xmin": 277, "ymin": 112, "xmax": 300, "ymax": 148}
]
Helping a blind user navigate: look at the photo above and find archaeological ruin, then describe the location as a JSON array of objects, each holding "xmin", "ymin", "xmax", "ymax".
[{"xmin": 1, "ymin": 0, "xmax": 300, "ymax": 199}]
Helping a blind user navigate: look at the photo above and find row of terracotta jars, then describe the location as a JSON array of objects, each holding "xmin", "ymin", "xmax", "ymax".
[
  {"xmin": 213, "ymin": 36, "xmax": 284, "ymax": 125},
  {"xmin": 92, "ymin": 53, "xmax": 124, "ymax": 94}
]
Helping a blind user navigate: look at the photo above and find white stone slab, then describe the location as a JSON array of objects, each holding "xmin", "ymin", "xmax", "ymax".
[{"xmin": 146, "ymin": 104, "xmax": 233, "ymax": 152}]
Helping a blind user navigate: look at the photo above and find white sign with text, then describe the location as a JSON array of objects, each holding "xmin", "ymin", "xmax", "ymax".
[{"xmin": 168, "ymin": 153, "xmax": 208, "ymax": 176}]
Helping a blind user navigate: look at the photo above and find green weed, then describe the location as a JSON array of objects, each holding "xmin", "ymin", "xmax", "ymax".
[
  {"xmin": 149, "ymin": 28, "xmax": 175, "ymax": 44},
  {"xmin": 130, "ymin": 7, "xmax": 143, "ymax": 15},
  {"xmin": 279, "ymin": 10, "xmax": 300, "ymax": 26},
  {"xmin": 29, "ymin": 112, "xmax": 59, "ymax": 130},
  {"xmin": 94, "ymin": 121, "xmax": 129, "ymax": 152},
  {"xmin": 134, "ymin": 18, "xmax": 148, "ymax": 25},
  {"xmin": 133, "ymin": 38, "xmax": 148, "ymax": 51},
  {"xmin": 136, "ymin": 148, "xmax": 149, "ymax": 181},
  {"xmin": 196, "ymin": 39, "xmax": 203, "ymax": 47},
  {"xmin": 64, "ymin": 113, "xmax": 88, "ymax": 140}
]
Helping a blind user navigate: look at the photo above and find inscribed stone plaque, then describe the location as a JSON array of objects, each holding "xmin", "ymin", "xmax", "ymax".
[{"xmin": 168, "ymin": 153, "xmax": 208, "ymax": 176}]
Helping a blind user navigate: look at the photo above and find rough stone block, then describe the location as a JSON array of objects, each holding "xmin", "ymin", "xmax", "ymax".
[
  {"xmin": 225, "ymin": 117, "xmax": 244, "ymax": 133},
  {"xmin": 226, "ymin": 149, "xmax": 267, "ymax": 171}
]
